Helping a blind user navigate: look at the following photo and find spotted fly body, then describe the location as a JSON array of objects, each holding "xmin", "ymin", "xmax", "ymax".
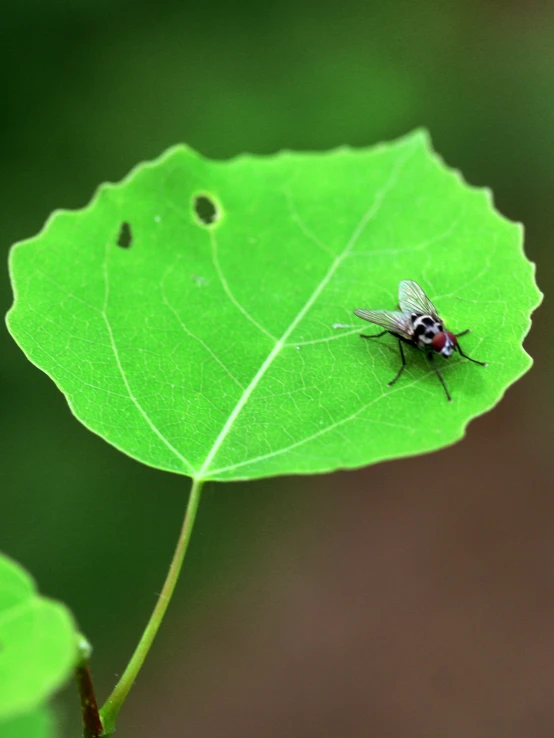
[{"xmin": 354, "ymin": 280, "xmax": 486, "ymax": 402}]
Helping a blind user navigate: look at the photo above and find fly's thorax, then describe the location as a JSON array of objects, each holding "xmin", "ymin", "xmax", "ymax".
[{"xmin": 411, "ymin": 314, "xmax": 444, "ymax": 348}]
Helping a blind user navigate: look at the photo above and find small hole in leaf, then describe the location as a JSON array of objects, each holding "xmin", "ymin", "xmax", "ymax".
[
  {"xmin": 117, "ymin": 222, "xmax": 133, "ymax": 248},
  {"xmin": 194, "ymin": 195, "xmax": 219, "ymax": 226}
]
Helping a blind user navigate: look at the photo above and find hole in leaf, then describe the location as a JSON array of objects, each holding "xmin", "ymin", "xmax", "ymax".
[
  {"xmin": 193, "ymin": 195, "xmax": 219, "ymax": 226},
  {"xmin": 117, "ymin": 222, "xmax": 133, "ymax": 248}
]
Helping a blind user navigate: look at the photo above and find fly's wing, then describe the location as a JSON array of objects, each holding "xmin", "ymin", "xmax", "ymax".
[
  {"xmin": 398, "ymin": 280, "xmax": 439, "ymax": 317},
  {"xmin": 353, "ymin": 309, "xmax": 413, "ymax": 339}
]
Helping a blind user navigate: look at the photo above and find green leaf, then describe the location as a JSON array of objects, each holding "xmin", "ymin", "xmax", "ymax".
[
  {"xmin": 0, "ymin": 554, "xmax": 77, "ymax": 721},
  {"xmin": 7, "ymin": 131, "xmax": 541, "ymax": 481},
  {"xmin": 0, "ymin": 708, "xmax": 55, "ymax": 738}
]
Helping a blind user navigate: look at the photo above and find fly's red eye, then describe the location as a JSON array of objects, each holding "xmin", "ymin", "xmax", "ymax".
[
  {"xmin": 431, "ymin": 332, "xmax": 447, "ymax": 351},
  {"xmin": 446, "ymin": 330, "xmax": 457, "ymax": 346}
]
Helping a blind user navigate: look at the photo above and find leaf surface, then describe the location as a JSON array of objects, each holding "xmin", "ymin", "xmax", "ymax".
[
  {"xmin": 7, "ymin": 132, "xmax": 541, "ymax": 481},
  {"xmin": 0, "ymin": 555, "xmax": 76, "ymax": 721},
  {"xmin": 0, "ymin": 708, "xmax": 55, "ymax": 738}
]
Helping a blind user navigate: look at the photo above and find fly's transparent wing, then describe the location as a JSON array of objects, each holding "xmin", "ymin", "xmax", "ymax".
[
  {"xmin": 398, "ymin": 280, "xmax": 439, "ymax": 317},
  {"xmin": 353, "ymin": 309, "xmax": 413, "ymax": 339}
]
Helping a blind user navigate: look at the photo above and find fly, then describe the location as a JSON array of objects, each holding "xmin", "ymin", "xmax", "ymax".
[{"xmin": 354, "ymin": 280, "xmax": 486, "ymax": 402}]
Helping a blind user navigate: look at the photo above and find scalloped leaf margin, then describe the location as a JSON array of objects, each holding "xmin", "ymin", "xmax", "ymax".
[{"xmin": 7, "ymin": 131, "xmax": 542, "ymax": 482}]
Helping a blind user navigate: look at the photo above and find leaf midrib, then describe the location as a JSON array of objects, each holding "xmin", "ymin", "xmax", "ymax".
[
  {"xmin": 100, "ymin": 142, "xmax": 415, "ymax": 479},
  {"xmin": 196, "ymin": 144, "xmax": 416, "ymax": 479}
]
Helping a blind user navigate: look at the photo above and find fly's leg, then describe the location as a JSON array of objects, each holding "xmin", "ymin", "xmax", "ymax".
[
  {"xmin": 456, "ymin": 344, "xmax": 487, "ymax": 366},
  {"xmin": 428, "ymin": 352, "xmax": 452, "ymax": 402},
  {"xmin": 455, "ymin": 329, "xmax": 471, "ymax": 337},
  {"xmin": 388, "ymin": 339, "xmax": 407, "ymax": 387},
  {"xmin": 360, "ymin": 331, "xmax": 388, "ymax": 340}
]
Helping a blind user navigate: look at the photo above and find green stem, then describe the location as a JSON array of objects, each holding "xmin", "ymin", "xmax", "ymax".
[{"xmin": 99, "ymin": 477, "xmax": 204, "ymax": 736}]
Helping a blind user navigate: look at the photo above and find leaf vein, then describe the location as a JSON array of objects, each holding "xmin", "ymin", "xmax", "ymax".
[
  {"xmin": 209, "ymin": 230, "xmax": 277, "ymax": 341},
  {"xmin": 161, "ymin": 259, "xmax": 246, "ymax": 390},
  {"xmin": 102, "ymin": 243, "xmax": 195, "ymax": 474}
]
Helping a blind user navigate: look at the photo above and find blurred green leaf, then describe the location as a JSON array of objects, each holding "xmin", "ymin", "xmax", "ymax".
[
  {"xmin": 0, "ymin": 708, "xmax": 55, "ymax": 738},
  {"xmin": 7, "ymin": 131, "xmax": 540, "ymax": 481},
  {"xmin": 0, "ymin": 555, "xmax": 76, "ymax": 721}
]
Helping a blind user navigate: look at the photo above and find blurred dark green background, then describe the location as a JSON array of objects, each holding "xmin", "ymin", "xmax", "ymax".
[{"xmin": 1, "ymin": 2, "xmax": 552, "ymax": 737}]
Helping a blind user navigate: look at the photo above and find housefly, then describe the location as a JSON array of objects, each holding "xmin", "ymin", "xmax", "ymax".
[{"xmin": 354, "ymin": 280, "xmax": 486, "ymax": 402}]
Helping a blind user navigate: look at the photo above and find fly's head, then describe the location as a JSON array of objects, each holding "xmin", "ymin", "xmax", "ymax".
[{"xmin": 431, "ymin": 330, "xmax": 457, "ymax": 358}]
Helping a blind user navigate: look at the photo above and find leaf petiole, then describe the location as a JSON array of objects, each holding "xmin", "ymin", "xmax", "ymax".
[
  {"xmin": 99, "ymin": 477, "xmax": 204, "ymax": 736},
  {"xmin": 74, "ymin": 634, "xmax": 103, "ymax": 738}
]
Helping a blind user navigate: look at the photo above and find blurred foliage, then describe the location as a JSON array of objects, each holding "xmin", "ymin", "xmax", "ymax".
[
  {"xmin": 0, "ymin": 707, "xmax": 55, "ymax": 738},
  {"xmin": 1, "ymin": 0, "xmax": 551, "ymax": 735},
  {"xmin": 0, "ymin": 555, "xmax": 76, "ymax": 722}
]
